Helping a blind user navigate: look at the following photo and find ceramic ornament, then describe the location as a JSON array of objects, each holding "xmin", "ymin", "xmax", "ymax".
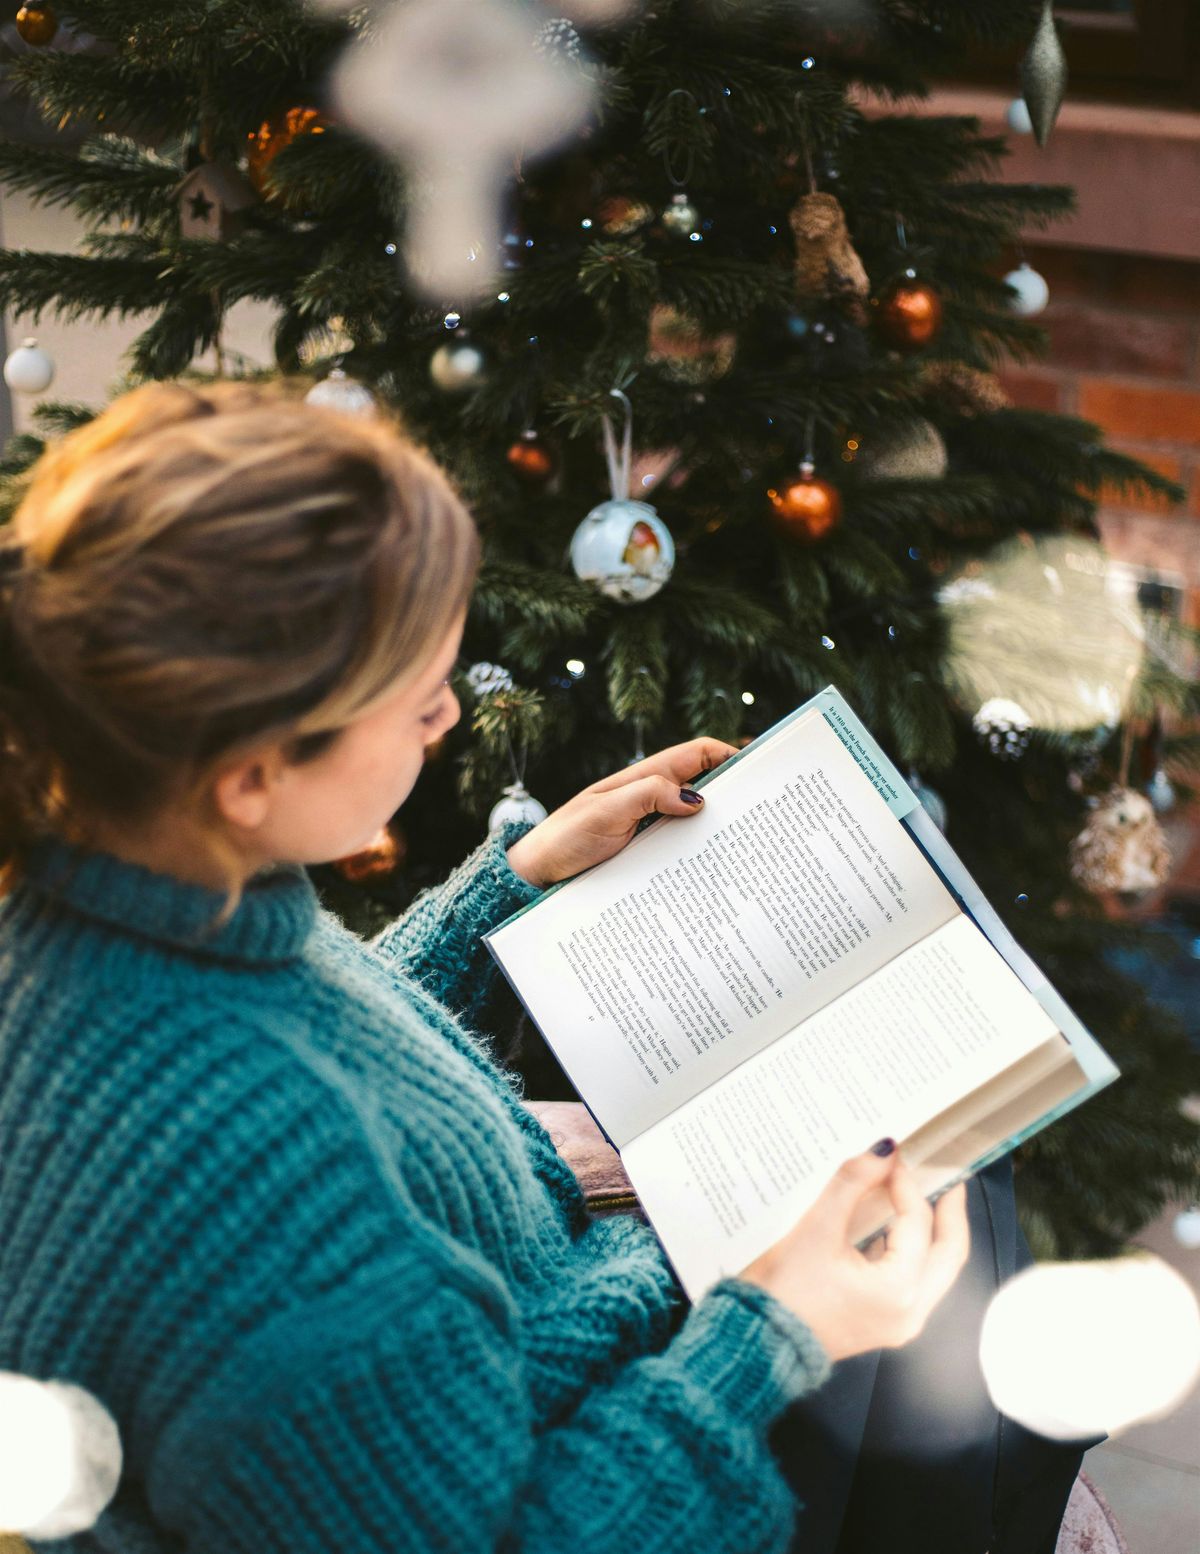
[
  {"xmin": 1004, "ymin": 261, "xmax": 1050, "ymax": 317},
  {"xmin": 328, "ymin": 0, "xmax": 594, "ymax": 298},
  {"xmin": 4, "ymin": 337, "xmax": 55, "ymax": 395}
]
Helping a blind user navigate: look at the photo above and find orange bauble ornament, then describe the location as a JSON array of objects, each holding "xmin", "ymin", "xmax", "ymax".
[
  {"xmin": 246, "ymin": 106, "xmax": 328, "ymax": 193},
  {"xmin": 15, "ymin": 2, "xmax": 58, "ymax": 44},
  {"xmin": 505, "ymin": 430, "xmax": 557, "ymax": 486},
  {"xmin": 875, "ymin": 279, "xmax": 943, "ymax": 352},
  {"xmin": 768, "ymin": 463, "xmax": 842, "ymax": 541},
  {"xmin": 331, "ymin": 822, "xmax": 407, "ymax": 883}
]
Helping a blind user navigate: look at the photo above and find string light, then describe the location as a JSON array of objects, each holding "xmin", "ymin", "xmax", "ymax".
[
  {"xmin": 741, "ymin": 691, "xmax": 756, "ymax": 706},
  {"xmin": 565, "ymin": 658, "xmax": 586, "ymax": 678}
]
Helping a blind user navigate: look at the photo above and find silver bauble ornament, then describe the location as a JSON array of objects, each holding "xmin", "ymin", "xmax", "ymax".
[
  {"xmin": 488, "ymin": 782, "xmax": 548, "ymax": 834},
  {"xmin": 3, "ymin": 337, "xmax": 55, "ymax": 395},
  {"xmin": 1004, "ymin": 261, "xmax": 1050, "ymax": 318},
  {"xmin": 304, "ymin": 367, "xmax": 377, "ymax": 416},
  {"xmin": 465, "ymin": 661, "xmax": 514, "ymax": 697},
  {"xmin": 660, "ymin": 192, "xmax": 700, "ymax": 237},
  {"xmin": 569, "ymin": 499, "xmax": 675, "ymax": 604},
  {"xmin": 1069, "ymin": 786, "xmax": 1171, "ymax": 896},
  {"xmin": 1147, "ymin": 766, "xmax": 1176, "ymax": 815},
  {"xmin": 1019, "ymin": 0, "xmax": 1068, "ymax": 148},
  {"xmin": 973, "ymin": 697, "xmax": 1033, "ymax": 761},
  {"xmin": 1006, "ymin": 97, "xmax": 1034, "ymax": 135},
  {"xmin": 430, "ymin": 338, "xmax": 486, "ymax": 393},
  {"xmin": 857, "ymin": 416, "xmax": 948, "ymax": 481}
]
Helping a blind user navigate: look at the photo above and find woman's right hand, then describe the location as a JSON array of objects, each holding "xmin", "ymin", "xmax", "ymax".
[{"xmin": 738, "ymin": 1144, "xmax": 969, "ymax": 1364}]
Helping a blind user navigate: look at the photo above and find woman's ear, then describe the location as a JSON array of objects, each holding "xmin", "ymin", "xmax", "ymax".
[{"xmin": 212, "ymin": 746, "xmax": 285, "ymax": 831}]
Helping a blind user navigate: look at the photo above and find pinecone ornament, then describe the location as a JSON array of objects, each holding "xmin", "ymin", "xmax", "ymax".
[
  {"xmin": 1069, "ymin": 786, "xmax": 1171, "ymax": 896},
  {"xmin": 789, "ymin": 193, "xmax": 869, "ymax": 321}
]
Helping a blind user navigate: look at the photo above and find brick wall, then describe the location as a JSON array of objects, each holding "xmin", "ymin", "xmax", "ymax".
[{"xmin": 995, "ymin": 245, "xmax": 1200, "ymax": 629}]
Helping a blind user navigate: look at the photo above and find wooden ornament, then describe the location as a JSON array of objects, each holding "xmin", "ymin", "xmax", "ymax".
[
  {"xmin": 176, "ymin": 163, "xmax": 257, "ymax": 241},
  {"xmin": 789, "ymin": 193, "xmax": 869, "ymax": 319},
  {"xmin": 875, "ymin": 280, "xmax": 943, "ymax": 352}
]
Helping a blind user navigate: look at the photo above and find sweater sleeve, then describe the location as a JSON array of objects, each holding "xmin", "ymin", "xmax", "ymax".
[
  {"xmin": 148, "ymin": 1262, "xmax": 830, "ymax": 1554},
  {"xmin": 367, "ymin": 822, "xmax": 542, "ymax": 1024}
]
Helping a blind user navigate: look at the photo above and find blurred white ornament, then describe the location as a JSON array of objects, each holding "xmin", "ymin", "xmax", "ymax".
[
  {"xmin": 329, "ymin": 0, "xmax": 594, "ymax": 299},
  {"xmin": 429, "ymin": 338, "xmax": 486, "ymax": 392},
  {"xmin": 533, "ymin": 17, "xmax": 584, "ymax": 62},
  {"xmin": 980, "ymin": 1255, "xmax": 1200, "ymax": 1441},
  {"xmin": 465, "ymin": 661, "xmax": 513, "ymax": 697},
  {"xmin": 1004, "ymin": 261, "xmax": 1049, "ymax": 317},
  {"xmin": 3, "ymin": 337, "xmax": 55, "ymax": 395},
  {"xmin": 1147, "ymin": 766, "xmax": 1176, "ymax": 814},
  {"xmin": 304, "ymin": 367, "xmax": 377, "ymax": 416},
  {"xmin": 660, "ymin": 191, "xmax": 700, "ymax": 237},
  {"xmin": 1070, "ymin": 785, "xmax": 1171, "ymax": 896},
  {"xmin": 973, "ymin": 698, "xmax": 1032, "ymax": 761},
  {"xmin": 941, "ymin": 536, "xmax": 1144, "ymax": 736},
  {"xmin": 1172, "ymin": 1207, "xmax": 1200, "ymax": 1250},
  {"xmin": 0, "ymin": 1374, "xmax": 122, "ymax": 1538},
  {"xmin": 570, "ymin": 500, "xmax": 674, "ymax": 604},
  {"xmin": 488, "ymin": 782, "xmax": 548, "ymax": 833},
  {"xmin": 1006, "ymin": 97, "xmax": 1034, "ymax": 134}
]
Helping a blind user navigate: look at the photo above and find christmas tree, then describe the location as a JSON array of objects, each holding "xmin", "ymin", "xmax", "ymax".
[{"xmin": 0, "ymin": 0, "xmax": 1196, "ymax": 1257}]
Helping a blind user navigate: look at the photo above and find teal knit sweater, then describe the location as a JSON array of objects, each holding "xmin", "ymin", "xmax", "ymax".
[{"xmin": 0, "ymin": 827, "xmax": 830, "ymax": 1553}]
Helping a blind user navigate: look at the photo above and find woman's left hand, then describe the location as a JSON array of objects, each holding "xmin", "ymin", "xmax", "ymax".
[{"xmin": 505, "ymin": 737, "xmax": 737, "ymax": 889}]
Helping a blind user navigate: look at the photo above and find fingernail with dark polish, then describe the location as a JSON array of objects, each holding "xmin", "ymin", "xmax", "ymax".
[
  {"xmin": 679, "ymin": 787, "xmax": 703, "ymax": 806},
  {"xmin": 871, "ymin": 1138, "xmax": 896, "ymax": 1157}
]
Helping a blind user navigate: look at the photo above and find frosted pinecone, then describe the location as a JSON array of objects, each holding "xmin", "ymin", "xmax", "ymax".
[{"xmin": 973, "ymin": 697, "xmax": 1032, "ymax": 760}]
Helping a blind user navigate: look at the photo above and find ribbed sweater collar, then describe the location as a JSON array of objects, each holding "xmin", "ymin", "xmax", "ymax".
[{"xmin": 22, "ymin": 835, "xmax": 317, "ymax": 965}]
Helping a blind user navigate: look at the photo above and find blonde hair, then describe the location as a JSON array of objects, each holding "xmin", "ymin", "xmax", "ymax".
[{"xmin": 0, "ymin": 380, "xmax": 479, "ymax": 919}]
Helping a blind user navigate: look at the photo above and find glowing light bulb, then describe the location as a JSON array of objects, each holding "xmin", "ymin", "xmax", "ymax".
[
  {"xmin": 741, "ymin": 691, "xmax": 756, "ymax": 706},
  {"xmin": 980, "ymin": 1256, "xmax": 1200, "ymax": 1441}
]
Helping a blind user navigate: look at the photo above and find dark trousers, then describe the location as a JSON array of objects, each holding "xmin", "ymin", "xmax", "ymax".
[{"xmin": 772, "ymin": 1161, "xmax": 1099, "ymax": 1554}]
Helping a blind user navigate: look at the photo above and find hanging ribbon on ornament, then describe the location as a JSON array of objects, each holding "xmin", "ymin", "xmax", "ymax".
[
  {"xmin": 570, "ymin": 388, "xmax": 676, "ymax": 604},
  {"xmin": 659, "ymin": 88, "xmax": 701, "ymax": 237},
  {"xmin": 488, "ymin": 726, "xmax": 548, "ymax": 833}
]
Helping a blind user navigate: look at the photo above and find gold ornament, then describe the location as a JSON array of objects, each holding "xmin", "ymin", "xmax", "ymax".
[
  {"xmin": 874, "ymin": 280, "xmax": 943, "ymax": 352},
  {"xmin": 331, "ymin": 822, "xmax": 407, "ymax": 883},
  {"xmin": 646, "ymin": 303, "xmax": 736, "ymax": 385},
  {"xmin": 789, "ymin": 193, "xmax": 869, "ymax": 319},
  {"xmin": 15, "ymin": 2, "xmax": 57, "ymax": 45},
  {"xmin": 768, "ymin": 463, "xmax": 842, "ymax": 541},
  {"xmin": 246, "ymin": 106, "xmax": 328, "ymax": 193},
  {"xmin": 857, "ymin": 416, "xmax": 948, "ymax": 481},
  {"xmin": 919, "ymin": 360, "xmax": 1011, "ymax": 418},
  {"xmin": 1020, "ymin": 0, "xmax": 1068, "ymax": 148},
  {"xmin": 1069, "ymin": 787, "xmax": 1170, "ymax": 897}
]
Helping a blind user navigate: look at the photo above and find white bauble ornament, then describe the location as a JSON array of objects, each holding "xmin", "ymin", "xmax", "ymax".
[
  {"xmin": 569, "ymin": 499, "xmax": 675, "ymax": 604},
  {"xmin": 488, "ymin": 782, "xmax": 548, "ymax": 833},
  {"xmin": 3, "ymin": 337, "xmax": 55, "ymax": 395},
  {"xmin": 1070, "ymin": 785, "xmax": 1171, "ymax": 896},
  {"xmin": 1172, "ymin": 1208, "xmax": 1200, "ymax": 1251},
  {"xmin": 973, "ymin": 697, "xmax": 1033, "ymax": 761},
  {"xmin": 429, "ymin": 339, "xmax": 486, "ymax": 392},
  {"xmin": 465, "ymin": 661, "xmax": 513, "ymax": 697},
  {"xmin": 0, "ymin": 1374, "xmax": 122, "ymax": 1538},
  {"xmin": 1147, "ymin": 766, "xmax": 1176, "ymax": 814},
  {"xmin": 304, "ymin": 368, "xmax": 377, "ymax": 417},
  {"xmin": 1003, "ymin": 261, "xmax": 1049, "ymax": 318},
  {"xmin": 1006, "ymin": 97, "xmax": 1034, "ymax": 134}
]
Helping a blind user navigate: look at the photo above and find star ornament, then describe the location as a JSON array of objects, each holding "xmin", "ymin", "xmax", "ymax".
[
  {"xmin": 187, "ymin": 189, "xmax": 215, "ymax": 225},
  {"xmin": 328, "ymin": 0, "xmax": 595, "ymax": 297}
]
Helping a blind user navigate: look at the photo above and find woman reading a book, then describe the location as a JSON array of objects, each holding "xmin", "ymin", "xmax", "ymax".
[{"xmin": 0, "ymin": 384, "xmax": 1077, "ymax": 1554}]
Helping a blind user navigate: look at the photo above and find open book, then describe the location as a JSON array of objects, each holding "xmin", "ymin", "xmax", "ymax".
[{"xmin": 487, "ymin": 687, "xmax": 1117, "ymax": 1301}]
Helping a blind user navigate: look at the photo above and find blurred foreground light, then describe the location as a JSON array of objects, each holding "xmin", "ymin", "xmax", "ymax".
[
  {"xmin": 940, "ymin": 535, "xmax": 1144, "ymax": 734},
  {"xmin": 0, "ymin": 1374, "xmax": 122, "ymax": 1538},
  {"xmin": 979, "ymin": 1256, "xmax": 1200, "ymax": 1442}
]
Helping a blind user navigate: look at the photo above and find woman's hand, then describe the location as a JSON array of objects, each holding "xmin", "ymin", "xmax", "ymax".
[
  {"xmin": 739, "ymin": 1145, "xmax": 970, "ymax": 1364},
  {"xmin": 505, "ymin": 737, "xmax": 737, "ymax": 889}
]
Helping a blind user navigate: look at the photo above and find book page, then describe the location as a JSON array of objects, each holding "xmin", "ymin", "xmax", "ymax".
[
  {"xmin": 622, "ymin": 913, "xmax": 1062, "ymax": 1299},
  {"xmin": 488, "ymin": 709, "xmax": 957, "ymax": 1147}
]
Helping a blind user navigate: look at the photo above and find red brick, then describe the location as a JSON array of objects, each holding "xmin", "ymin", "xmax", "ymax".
[
  {"xmin": 995, "ymin": 367, "xmax": 1064, "ymax": 413},
  {"xmin": 1024, "ymin": 246, "xmax": 1200, "ymax": 315},
  {"xmin": 1044, "ymin": 304, "xmax": 1195, "ymax": 380},
  {"xmin": 1192, "ymin": 466, "xmax": 1200, "ymax": 518},
  {"xmin": 1101, "ymin": 446, "xmax": 1184, "ymax": 514},
  {"xmin": 1078, "ymin": 380, "xmax": 1200, "ymax": 444}
]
